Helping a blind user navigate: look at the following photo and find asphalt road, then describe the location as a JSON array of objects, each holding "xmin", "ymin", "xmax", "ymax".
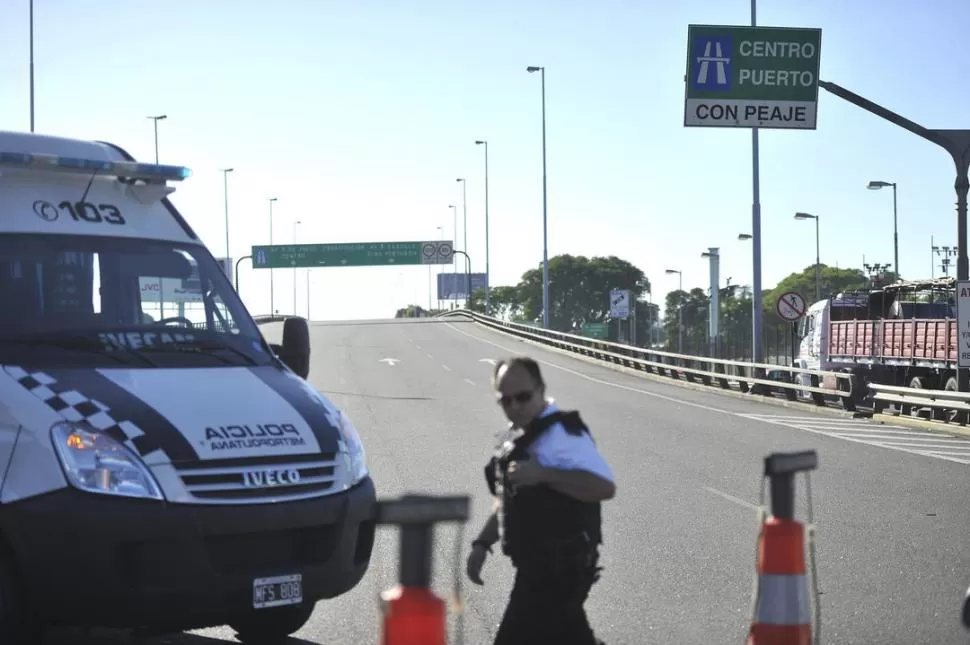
[{"xmin": 50, "ymin": 318, "xmax": 970, "ymax": 644}]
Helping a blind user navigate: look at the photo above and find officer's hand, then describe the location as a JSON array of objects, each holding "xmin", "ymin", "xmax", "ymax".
[
  {"xmin": 506, "ymin": 459, "xmax": 545, "ymax": 487},
  {"xmin": 466, "ymin": 545, "xmax": 488, "ymax": 586}
]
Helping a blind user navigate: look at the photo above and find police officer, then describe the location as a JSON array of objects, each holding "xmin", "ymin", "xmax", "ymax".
[{"xmin": 466, "ymin": 355, "xmax": 615, "ymax": 645}]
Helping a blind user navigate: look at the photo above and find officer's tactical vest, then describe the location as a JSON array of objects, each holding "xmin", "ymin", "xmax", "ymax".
[{"xmin": 485, "ymin": 410, "xmax": 602, "ymax": 560}]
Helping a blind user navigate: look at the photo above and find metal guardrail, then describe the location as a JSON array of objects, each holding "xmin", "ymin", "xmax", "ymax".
[
  {"xmin": 437, "ymin": 309, "xmax": 865, "ymax": 412},
  {"xmin": 870, "ymin": 383, "xmax": 970, "ymax": 425}
]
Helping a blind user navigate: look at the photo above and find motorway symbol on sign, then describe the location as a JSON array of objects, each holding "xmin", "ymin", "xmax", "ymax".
[
  {"xmin": 250, "ymin": 241, "xmax": 454, "ymax": 269},
  {"xmin": 684, "ymin": 24, "xmax": 822, "ymax": 130},
  {"xmin": 610, "ymin": 288, "xmax": 631, "ymax": 319},
  {"xmin": 776, "ymin": 291, "xmax": 806, "ymax": 322},
  {"xmin": 957, "ymin": 281, "xmax": 970, "ymax": 368}
]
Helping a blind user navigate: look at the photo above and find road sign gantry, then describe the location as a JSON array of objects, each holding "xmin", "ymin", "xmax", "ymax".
[{"xmin": 251, "ymin": 241, "xmax": 454, "ymax": 269}]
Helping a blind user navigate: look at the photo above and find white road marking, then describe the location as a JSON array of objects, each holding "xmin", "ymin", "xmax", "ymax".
[
  {"xmin": 379, "ymin": 358, "xmax": 399, "ymax": 366},
  {"xmin": 426, "ymin": 353, "xmax": 434, "ymax": 360},
  {"xmin": 738, "ymin": 413, "xmax": 970, "ymax": 466},
  {"xmin": 444, "ymin": 322, "xmax": 970, "ymax": 467},
  {"xmin": 445, "ymin": 323, "xmax": 731, "ymax": 416},
  {"xmin": 479, "ymin": 358, "xmax": 497, "ymax": 365},
  {"xmin": 464, "ymin": 378, "xmax": 476, "ymax": 386},
  {"xmin": 443, "ymin": 365, "xmax": 452, "ymax": 372},
  {"xmin": 703, "ymin": 486, "xmax": 759, "ymax": 511}
]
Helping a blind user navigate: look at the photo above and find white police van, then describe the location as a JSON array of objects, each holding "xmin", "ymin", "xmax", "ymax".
[{"xmin": 0, "ymin": 131, "xmax": 376, "ymax": 643}]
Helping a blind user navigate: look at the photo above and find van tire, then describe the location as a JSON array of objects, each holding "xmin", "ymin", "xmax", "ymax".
[
  {"xmin": 0, "ymin": 554, "xmax": 40, "ymax": 644},
  {"xmin": 230, "ymin": 603, "xmax": 315, "ymax": 644}
]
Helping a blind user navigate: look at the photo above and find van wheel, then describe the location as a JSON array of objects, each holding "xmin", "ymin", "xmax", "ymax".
[
  {"xmin": 0, "ymin": 555, "xmax": 40, "ymax": 644},
  {"xmin": 230, "ymin": 603, "xmax": 315, "ymax": 644}
]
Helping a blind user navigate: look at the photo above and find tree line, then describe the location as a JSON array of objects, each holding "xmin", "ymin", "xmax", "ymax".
[
  {"xmin": 402, "ymin": 255, "xmax": 899, "ymax": 356},
  {"xmin": 662, "ymin": 264, "xmax": 900, "ymax": 359}
]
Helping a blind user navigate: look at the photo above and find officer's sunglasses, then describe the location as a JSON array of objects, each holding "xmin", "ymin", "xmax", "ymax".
[{"xmin": 498, "ymin": 390, "xmax": 534, "ymax": 407}]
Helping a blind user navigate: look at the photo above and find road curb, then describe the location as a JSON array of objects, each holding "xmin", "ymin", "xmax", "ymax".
[
  {"xmin": 872, "ymin": 412, "xmax": 970, "ymax": 438},
  {"xmin": 470, "ymin": 321, "xmax": 862, "ymax": 421}
]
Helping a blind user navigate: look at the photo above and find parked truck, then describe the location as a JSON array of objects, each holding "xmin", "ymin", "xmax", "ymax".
[{"xmin": 794, "ymin": 277, "xmax": 959, "ymax": 404}]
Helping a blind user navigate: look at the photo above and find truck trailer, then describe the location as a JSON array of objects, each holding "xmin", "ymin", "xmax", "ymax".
[{"xmin": 794, "ymin": 277, "xmax": 959, "ymax": 404}]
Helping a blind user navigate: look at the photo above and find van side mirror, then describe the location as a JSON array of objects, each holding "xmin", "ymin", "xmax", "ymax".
[{"xmin": 274, "ymin": 317, "xmax": 311, "ymax": 379}]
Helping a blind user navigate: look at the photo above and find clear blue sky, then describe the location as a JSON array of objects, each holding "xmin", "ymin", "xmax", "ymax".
[{"xmin": 1, "ymin": 0, "xmax": 967, "ymax": 321}]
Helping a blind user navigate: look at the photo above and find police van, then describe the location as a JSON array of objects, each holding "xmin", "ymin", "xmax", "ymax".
[{"xmin": 0, "ymin": 131, "xmax": 376, "ymax": 642}]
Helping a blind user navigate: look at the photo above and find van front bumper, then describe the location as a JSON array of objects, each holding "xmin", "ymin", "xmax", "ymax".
[{"xmin": 0, "ymin": 476, "xmax": 376, "ymax": 631}]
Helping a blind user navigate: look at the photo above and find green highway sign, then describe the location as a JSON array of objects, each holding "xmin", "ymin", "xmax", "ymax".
[
  {"xmin": 251, "ymin": 240, "xmax": 454, "ymax": 269},
  {"xmin": 580, "ymin": 322, "xmax": 609, "ymax": 340},
  {"xmin": 684, "ymin": 24, "xmax": 822, "ymax": 130}
]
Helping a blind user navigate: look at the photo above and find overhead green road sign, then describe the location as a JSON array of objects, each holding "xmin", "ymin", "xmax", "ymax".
[
  {"xmin": 684, "ymin": 25, "xmax": 822, "ymax": 130},
  {"xmin": 251, "ymin": 240, "xmax": 454, "ymax": 269}
]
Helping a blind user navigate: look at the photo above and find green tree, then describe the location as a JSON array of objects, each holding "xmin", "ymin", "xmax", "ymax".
[
  {"xmin": 662, "ymin": 287, "xmax": 710, "ymax": 353},
  {"xmin": 633, "ymin": 299, "xmax": 662, "ymax": 346},
  {"xmin": 762, "ymin": 264, "xmax": 871, "ymax": 328},
  {"xmin": 468, "ymin": 284, "xmax": 523, "ymax": 318},
  {"xmin": 515, "ymin": 255, "xmax": 650, "ymax": 331}
]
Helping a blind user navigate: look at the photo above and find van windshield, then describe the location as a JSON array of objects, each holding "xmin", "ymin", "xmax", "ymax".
[{"xmin": 0, "ymin": 234, "xmax": 273, "ymax": 369}]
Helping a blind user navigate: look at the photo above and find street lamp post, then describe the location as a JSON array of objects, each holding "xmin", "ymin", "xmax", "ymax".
[
  {"xmin": 449, "ymin": 204, "xmax": 458, "ymax": 308},
  {"xmin": 147, "ymin": 115, "xmax": 167, "ymax": 164},
  {"xmin": 664, "ymin": 268, "xmax": 684, "ymax": 354},
  {"xmin": 268, "ymin": 197, "xmax": 278, "ymax": 314},
  {"xmin": 29, "ymin": 0, "xmax": 35, "ymax": 132},
  {"xmin": 868, "ymin": 180, "xmax": 899, "ymax": 279},
  {"xmin": 436, "ymin": 225, "xmax": 444, "ymax": 310},
  {"xmin": 293, "ymin": 220, "xmax": 301, "ymax": 315},
  {"xmin": 221, "ymin": 168, "xmax": 234, "ymax": 271},
  {"xmin": 701, "ymin": 249, "xmax": 721, "ymax": 355},
  {"xmin": 475, "ymin": 140, "xmax": 490, "ymax": 313},
  {"xmin": 453, "ymin": 250, "xmax": 473, "ymax": 309},
  {"xmin": 527, "ymin": 65, "xmax": 550, "ymax": 329},
  {"xmin": 794, "ymin": 212, "xmax": 821, "ymax": 302},
  {"xmin": 456, "ymin": 178, "xmax": 467, "ymax": 278}
]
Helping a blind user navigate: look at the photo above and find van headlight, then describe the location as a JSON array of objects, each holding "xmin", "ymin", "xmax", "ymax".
[
  {"xmin": 336, "ymin": 411, "xmax": 368, "ymax": 487},
  {"xmin": 50, "ymin": 422, "xmax": 164, "ymax": 500}
]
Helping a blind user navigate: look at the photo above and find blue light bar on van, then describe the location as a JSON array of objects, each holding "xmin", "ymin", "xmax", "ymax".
[{"xmin": 0, "ymin": 152, "xmax": 191, "ymax": 182}]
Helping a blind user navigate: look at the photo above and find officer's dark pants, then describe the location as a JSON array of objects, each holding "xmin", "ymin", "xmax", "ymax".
[{"xmin": 493, "ymin": 544, "xmax": 603, "ymax": 645}]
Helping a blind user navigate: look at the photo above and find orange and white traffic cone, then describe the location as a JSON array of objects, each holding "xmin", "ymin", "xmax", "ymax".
[
  {"xmin": 747, "ymin": 451, "xmax": 817, "ymax": 645},
  {"xmin": 375, "ymin": 495, "xmax": 471, "ymax": 645},
  {"xmin": 747, "ymin": 515, "xmax": 811, "ymax": 645}
]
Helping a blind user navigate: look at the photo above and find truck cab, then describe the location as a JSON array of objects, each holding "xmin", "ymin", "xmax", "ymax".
[{"xmin": 0, "ymin": 131, "xmax": 376, "ymax": 643}]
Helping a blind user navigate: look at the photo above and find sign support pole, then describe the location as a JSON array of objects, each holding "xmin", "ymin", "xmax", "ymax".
[{"xmin": 748, "ymin": 0, "xmax": 768, "ymax": 392}]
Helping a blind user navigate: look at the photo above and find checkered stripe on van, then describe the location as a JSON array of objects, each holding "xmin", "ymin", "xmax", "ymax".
[{"xmin": 3, "ymin": 366, "xmax": 145, "ymax": 449}]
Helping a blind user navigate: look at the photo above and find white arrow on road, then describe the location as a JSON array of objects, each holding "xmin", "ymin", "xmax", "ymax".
[
  {"xmin": 379, "ymin": 358, "xmax": 400, "ymax": 366},
  {"xmin": 479, "ymin": 358, "xmax": 497, "ymax": 365}
]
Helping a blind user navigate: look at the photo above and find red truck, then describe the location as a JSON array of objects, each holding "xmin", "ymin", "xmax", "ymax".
[{"xmin": 793, "ymin": 277, "xmax": 959, "ymax": 399}]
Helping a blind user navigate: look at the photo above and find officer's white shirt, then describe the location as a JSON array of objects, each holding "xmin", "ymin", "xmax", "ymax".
[{"xmin": 512, "ymin": 399, "xmax": 615, "ymax": 484}]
